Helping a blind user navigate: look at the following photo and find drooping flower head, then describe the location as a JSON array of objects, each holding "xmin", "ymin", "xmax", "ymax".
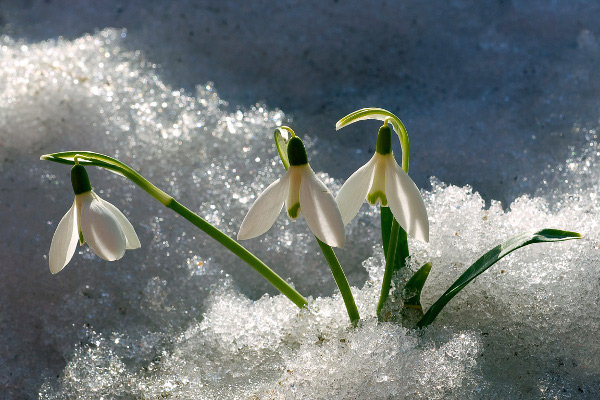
[
  {"xmin": 238, "ymin": 135, "xmax": 345, "ymax": 247},
  {"xmin": 336, "ymin": 122, "xmax": 429, "ymax": 242},
  {"xmin": 49, "ymin": 163, "xmax": 140, "ymax": 274}
]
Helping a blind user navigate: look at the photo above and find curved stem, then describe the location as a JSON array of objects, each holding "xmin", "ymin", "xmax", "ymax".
[
  {"xmin": 377, "ymin": 219, "xmax": 400, "ymax": 320},
  {"xmin": 42, "ymin": 151, "xmax": 172, "ymax": 204},
  {"xmin": 169, "ymin": 200, "xmax": 308, "ymax": 308},
  {"xmin": 42, "ymin": 151, "xmax": 308, "ymax": 308},
  {"xmin": 335, "ymin": 108, "xmax": 410, "ymax": 172},
  {"xmin": 396, "ymin": 121, "xmax": 409, "ymax": 174},
  {"xmin": 316, "ymin": 238, "xmax": 360, "ymax": 324}
]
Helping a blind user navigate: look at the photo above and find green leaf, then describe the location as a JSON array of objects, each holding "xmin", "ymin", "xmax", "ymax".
[
  {"xmin": 403, "ymin": 262, "xmax": 432, "ymax": 309},
  {"xmin": 416, "ymin": 229, "xmax": 582, "ymax": 328},
  {"xmin": 398, "ymin": 262, "xmax": 432, "ymax": 326}
]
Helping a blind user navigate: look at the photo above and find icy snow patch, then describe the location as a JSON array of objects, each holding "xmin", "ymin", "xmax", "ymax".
[{"xmin": 0, "ymin": 30, "xmax": 598, "ymax": 398}]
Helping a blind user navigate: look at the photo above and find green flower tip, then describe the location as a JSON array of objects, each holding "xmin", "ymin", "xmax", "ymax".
[
  {"xmin": 71, "ymin": 164, "xmax": 92, "ymax": 194},
  {"xmin": 287, "ymin": 137, "xmax": 308, "ymax": 166},
  {"xmin": 376, "ymin": 125, "xmax": 392, "ymax": 155}
]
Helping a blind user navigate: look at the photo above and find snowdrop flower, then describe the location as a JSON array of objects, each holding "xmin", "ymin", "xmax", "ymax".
[
  {"xmin": 238, "ymin": 136, "xmax": 345, "ymax": 247},
  {"xmin": 336, "ymin": 124, "xmax": 429, "ymax": 242},
  {"xmin": 49, "ymin": 164, "xmax": 141, "ymax": 274}
]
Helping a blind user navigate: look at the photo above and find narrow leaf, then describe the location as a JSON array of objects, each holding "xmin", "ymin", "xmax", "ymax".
[
  {"xmin": 403, "ymin": 262, "xmax": 432, "ymax": 309},
  {"xmin": 416, "ymin": 229, "xmax": 581, "ymax": 328},
  {"xmin": 399, "ymin": 262, "xmax": 432, "ymax": 326},
  {"xmin": 394, "ymin": 225, "xmax": 409, "ymax": 272}
]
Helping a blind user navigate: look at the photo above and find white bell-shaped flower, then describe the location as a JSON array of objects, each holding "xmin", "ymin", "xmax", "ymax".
[
  {"xmin": 238, "ymin": 137, "xmax": 345, "ymax": 247},
  {"xmin": 336, "ymin": 124, "xmax": 429, "ymax": 242},
  {"xmin": 49, "ymin": 164, "xmax": 141, "ymax": 274}
]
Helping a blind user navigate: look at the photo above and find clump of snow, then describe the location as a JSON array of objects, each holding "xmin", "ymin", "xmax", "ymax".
[{"xmin": 1, "ymin": 30, "xmax": 599, "ymax": 399}]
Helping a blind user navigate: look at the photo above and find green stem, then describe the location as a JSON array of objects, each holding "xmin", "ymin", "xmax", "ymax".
[
  {"xmin": 316, "ymin": 238, "xmax": 360, "ymax": 324},
  {"xmin": 394, "ymin": 225, "xmax": 409, "ymax": 273},
  {"xmin": 41, "ymin": 151, "xmax": 308, "ymax": 309},
  {"xmin": 377, "ymin": 219, "xmax": 400, "ymax": 320}
]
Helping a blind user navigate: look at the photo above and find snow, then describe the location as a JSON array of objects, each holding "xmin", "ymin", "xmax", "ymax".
[{"xmin": 1, "ymin": 2, "xmax": 599, "ymax": 398}]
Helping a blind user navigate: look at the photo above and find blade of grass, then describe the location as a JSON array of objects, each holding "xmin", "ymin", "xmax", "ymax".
[
  {"xmin": 403, "ymin": 262, "xmax": 432, "ymax": 310},
  {"xmin": 417, "ymin": 229, "xmax": 581, "ymax": 328}
]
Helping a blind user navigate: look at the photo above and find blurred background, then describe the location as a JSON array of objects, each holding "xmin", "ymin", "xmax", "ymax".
[{"xmin": 3, "ymin": 0, "xmax": 599, "ymax": 201}]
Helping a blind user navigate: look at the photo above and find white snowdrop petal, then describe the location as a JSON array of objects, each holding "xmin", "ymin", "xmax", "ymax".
[
  {"xmin": 336, "ymin": 155, "xmax": 376, "ymax": 225},
  {"xmin": 237, "ymin": 172, "xmax": 290, "ymax": 240},
  {"xmin": 285, "ymin": 167, "xmax": 302, "ymax": 219},
  {"xmin": 49, "ymin": 200, "xmax": 79, "ymax": 274},
  {"xmin": 384, "ymin": 157, "xmax": 429, "ymax": 242},
  {"xmin": 100, "ymin": 198, "xmax": 141, "ymax": 249},
  {"xmin": 80, "ymin": 193, "xmax": 126, "ymax": 261},
  {"xmin": 299, "ymin": 166, "xmax": 346, "ymax": 247}
]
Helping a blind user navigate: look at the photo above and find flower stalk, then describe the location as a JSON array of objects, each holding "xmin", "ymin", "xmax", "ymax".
[
  {"xmin": 336, "ymin": 109, "xmax": 427, "ymax": 318},
  {"xmin": 272, "ymin": 128, "xmax": 360, "ymax": 323},
  {"xmin": 167, "ymin": 199, "xmax": 308, "ymax": 308},
  {"xmin": 316, "ymin": 238, "xmax": 360, "ymax": 324},
  {"xmin": 41, "ymin": 151, "xmax": 308, "ymax": 309}
]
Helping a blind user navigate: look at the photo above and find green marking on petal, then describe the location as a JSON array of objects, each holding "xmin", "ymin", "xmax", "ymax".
[
  {"xmin": 367, "ymin": 191, "xmax": 387, "ymax": 206},
  {"xmin": 79, "ymin": 231, "xmax": 85, "ymax": 245},
  {"xmin": 287, "ymin": 203, "xmax": 300, "ymax": 219}
]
